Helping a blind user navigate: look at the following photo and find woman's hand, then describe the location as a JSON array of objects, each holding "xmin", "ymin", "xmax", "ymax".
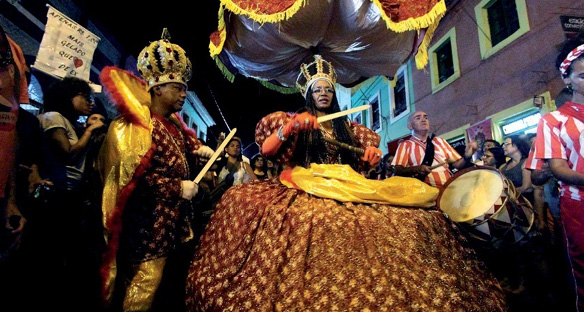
[{"xmin": 282, "ymin": 112, "xmax": 319, "ymax": 138}]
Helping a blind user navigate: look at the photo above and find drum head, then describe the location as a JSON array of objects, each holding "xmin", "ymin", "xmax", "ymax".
[{"xmin": 438, "ymin": 167, "xmax": 505, "ymax": 222}]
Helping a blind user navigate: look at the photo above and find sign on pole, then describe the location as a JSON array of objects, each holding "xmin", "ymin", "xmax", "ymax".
[{"xmin": 33, "ymin": 5, "xmax": 100, "ymax": 82}]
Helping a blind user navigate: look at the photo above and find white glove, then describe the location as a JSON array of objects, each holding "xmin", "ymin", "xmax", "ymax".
[
  {"xmin": 195, "ymin": 145, "xmax": 214, "ymax": 158},
  {"xmin": 180, "ymin": 180, "xmax": 199, "ymax": 200}
]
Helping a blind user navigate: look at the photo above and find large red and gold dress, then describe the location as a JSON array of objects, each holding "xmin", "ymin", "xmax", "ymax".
[{"xmin": 186, "ymin": 112, "xmax": 506, "ymax": 311}]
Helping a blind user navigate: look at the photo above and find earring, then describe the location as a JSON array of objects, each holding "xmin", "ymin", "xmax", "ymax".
[{"xmin": 565, "ymin": 84, "xmax": 573, "ymax": 92}]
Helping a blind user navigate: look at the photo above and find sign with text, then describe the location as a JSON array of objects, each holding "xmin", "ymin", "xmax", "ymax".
[
  {"xmin": 560, "ymin": 15, "xmax": 583, "ymax": 33},
  {"xmin": 33, "ymin": 5, "xmax": 100, "ymax": 81}
]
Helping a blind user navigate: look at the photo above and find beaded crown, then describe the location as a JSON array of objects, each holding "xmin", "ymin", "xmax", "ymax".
[
  {"xmin": 296, "ymin": 55, "xmax": 337, "ymax": 98},
  {"xmin": 137, "ymin": 29, "xmax": 192, "ymax": 91}
]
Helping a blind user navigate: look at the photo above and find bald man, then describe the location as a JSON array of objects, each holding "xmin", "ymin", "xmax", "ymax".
[{"xmin": 391, "ymin": 111, "xmax": 477, "ymax": 188}]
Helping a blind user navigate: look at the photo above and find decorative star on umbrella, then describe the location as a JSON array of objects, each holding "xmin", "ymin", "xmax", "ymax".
[{"xmin": 209, "ymin": 0, "xmax": 447, "ymax": 93}]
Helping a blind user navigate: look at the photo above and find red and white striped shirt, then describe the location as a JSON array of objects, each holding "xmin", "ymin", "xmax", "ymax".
[
  {"xmin": 525, "ymin": 146, "xmax": 544, "ymax": 171},
  {"xmin": 392, "ymin": 135, "xmax": 461, "ymax": 188},
  {"xmin": 534, "ymin": 103, "xmax": 584, "ymax": 201}
]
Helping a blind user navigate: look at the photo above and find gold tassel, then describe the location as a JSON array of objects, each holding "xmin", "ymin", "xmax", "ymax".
[{"xmin": 221, "ymin": 0, "xmax": 307, "ymax": 24}]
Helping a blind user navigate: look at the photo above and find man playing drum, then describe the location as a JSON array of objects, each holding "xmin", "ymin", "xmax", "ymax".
[{"xmin": 391, "ymin": 111, "xmax": 478, "ymax": 188}]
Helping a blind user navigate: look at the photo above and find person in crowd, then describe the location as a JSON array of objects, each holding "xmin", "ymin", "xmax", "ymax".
[
  {"xmin": 98, "ymin": 32, "xmax": 214, "ymax": 311},
  {"xmin": 33, "ymin": 75, "xmax": 105, "ymax": 309},
  {"xmin": 186, "ymin": 55, "xmax": 505, "ymax": 311},
  {"xmin": 251, "ymin": 153, "xmax": 269, "ymax": 179},
  {"xmin": 527, "ymin": 37, "xmax": 584, "ymax": 311},
  {"xmin": 481, "ymin": 146, "xmax": 506, "ymax": 169},
  {"xmin": 0, "ymin": 25, "xmax": 26, "ymax": 262},
  {"xmin": 216, "ymin": 136, "xmax": 257, "ymax": 186},
  {"xmin": 500, "ymin": 135, "xmax": 533, "ymax": 200},
  {"xmin": 391, "ymin": 111, "xmax": 478, "ymax": 188},
  {"xmin": 265, "ymin": 158, "xmax": 278, "ymax": 178},
  {"xmin": 375, "ymin": 152, "xmax": 395, "ymax": 179}
]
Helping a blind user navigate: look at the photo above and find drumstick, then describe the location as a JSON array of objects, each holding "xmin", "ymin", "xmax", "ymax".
[
  {"xmin": 317, "ymin": 105, "xmax": 370, "ymax": 123},
  {"xmin": 193, "ymin": 128, "xmax": 237, "ymax": 184},
  {"xmin": 429, "ymin": 161, "xmax": 448, "ymax": 170},
  {"xmin": 322, "ymin": 136, "xmax": 365, "ymax": 155}
]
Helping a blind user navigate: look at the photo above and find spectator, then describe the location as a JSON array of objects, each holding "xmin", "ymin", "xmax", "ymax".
[
  {"xmin": 500, "ymin": 135, "xmax": 533, "ymax": 200},
  {"xmin": 251, "ymin": 153, "xmax": 269, "ymax": 179},
  {"xmin": 481, "ymin": 146, "xmax": 506, "ymax": 168}
]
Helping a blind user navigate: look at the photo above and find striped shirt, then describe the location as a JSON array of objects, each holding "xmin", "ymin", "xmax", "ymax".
[
  {"xmin": 392, "ymin": 135, "xmax": 461, "ymax": 188},
  {"xmin": 533, "ymin": 104, "xmax": 584, "ymax": 201}
]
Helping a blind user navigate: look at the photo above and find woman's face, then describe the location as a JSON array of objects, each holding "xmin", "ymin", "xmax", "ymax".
[
  {"xmin": 310, "ymin": 80, "xmax": 334, "ymax": 111},
  {"xmin": 565, "ymin": 58, "xmax": 584, "ymax": 100},
  {"xmin": 502, "ymin": 138, "xmax": 517, "ymax": 156},
  {"xmin": 72, "ymin": 93, "xmax": 94, "ymax": 116},
  {"xmin": 225, "ymin": 140, "xmax": 241, "ymax": 157},
  {"xmin": 254, "ymin": 157, "xmax": 264, "ymax": 169},
  {"xmin": 481, "ymin": 150, "xmax": 496, "ymax": 167}
]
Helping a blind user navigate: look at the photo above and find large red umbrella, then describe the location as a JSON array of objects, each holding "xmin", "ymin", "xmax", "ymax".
[{"xmin": 209, "ymin": 0, "xmax": 447, "ymax": 93}]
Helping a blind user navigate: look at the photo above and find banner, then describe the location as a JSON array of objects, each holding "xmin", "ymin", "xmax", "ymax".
[
  {"xmin": 33, "ymin": 5, "xmax": 100, "ymax": 81},
  {"xmin": 466, "ymin": 118, "xmax": 493, "ymax": 144}
]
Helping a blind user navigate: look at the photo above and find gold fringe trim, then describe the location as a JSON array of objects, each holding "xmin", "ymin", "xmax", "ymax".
[
  {"xmin": 209, "ymin": 5, "xmax": 227, "ymax": 57},
  {"xmin": 372, "ymin": 0, "xmax": 447, "ymax": 33},
  {"xmin": 371, "ymin": 0, "xmax": 447, "ymax": 69},
  {"xmin": 414, "ymin": 19, "xmax": 441, "ymax": 69},
  {"xmin": 212, "ymin": 55, "xmax": 236, "ymax": 83},
  {"xmin": 221, "ymin": 0, "xmax": 306, "ymax": 25},
  {"xmin": 259, "ymin": 80, "xmax": 299, "ymax": 94}
]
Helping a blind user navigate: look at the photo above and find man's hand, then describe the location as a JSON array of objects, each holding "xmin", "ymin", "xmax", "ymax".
[
  {"xmin": 195, "ymin": 145, "xmax": 214, "ymax": 159},
  {"xmin": 464, "ymin": 141, "xmax": 478, "ymax": 158},
  {"xmin": 181, "ymin": 180, "xmax": 199, "ymax": 200}
]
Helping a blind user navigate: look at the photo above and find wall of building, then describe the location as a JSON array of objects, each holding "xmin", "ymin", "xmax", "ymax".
[
  {"xmin": 351, "ymin": 0, "xmax": 582, "ymax": 154},
  {"xmin": 411, "ymin": 0, "xmax": 581, "ymax": 141}
]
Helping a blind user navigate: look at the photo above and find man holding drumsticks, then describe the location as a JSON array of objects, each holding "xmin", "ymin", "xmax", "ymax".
[{"xmin": 391, "ymin": 111, "xmax": 477, "ymax": 188}]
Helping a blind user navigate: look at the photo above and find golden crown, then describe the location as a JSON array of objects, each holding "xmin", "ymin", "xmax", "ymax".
[
  {"xmin": 296, "ymin": 55, "xmax": 337, "ymax": 98},
  {"xmin": 137, "ymin": 29, "xmax": 192, "ymax": 91}
]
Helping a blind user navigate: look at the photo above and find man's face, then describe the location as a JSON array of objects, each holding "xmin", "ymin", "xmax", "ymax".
[
  {"xmin": 408, "ymin": 111, "xmax": 430, "ymax": 132},
  {"xmin": 158, "ymin": 82, "xmax": 187, "ymax": 113}
]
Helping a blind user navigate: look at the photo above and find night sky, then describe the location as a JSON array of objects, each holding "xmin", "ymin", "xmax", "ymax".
[{"xmin": 72, "ymin": 0, "xmax": 304, "ymax": 157}]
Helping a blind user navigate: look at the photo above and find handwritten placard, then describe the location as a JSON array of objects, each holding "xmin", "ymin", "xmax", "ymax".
[{"xmin": 33, "ymin": 5, "xmax": 100, "ymax": 81}]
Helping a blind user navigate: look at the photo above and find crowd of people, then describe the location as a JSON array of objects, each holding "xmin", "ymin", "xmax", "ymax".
[{"xmin": 0, "ymin": 21, "xmax": 582, "ymax": 312}]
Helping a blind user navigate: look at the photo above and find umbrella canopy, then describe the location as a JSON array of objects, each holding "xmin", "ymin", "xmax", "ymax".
[{"xmin": 209, "ymin": 0, "xmax": 447, "ymax": 93}]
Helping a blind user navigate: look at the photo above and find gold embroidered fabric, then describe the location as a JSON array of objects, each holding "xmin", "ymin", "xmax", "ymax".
[
  {"xmin": 186, "ymin": 179, "xmax": 506, "ymax": 311},
  {"xmin": 281, "ymin": 164, "xmax": 438, "ymax": 207},
  {"xmin": 123, "ymin": 257, "xmax": 166, "ymax": 311}
]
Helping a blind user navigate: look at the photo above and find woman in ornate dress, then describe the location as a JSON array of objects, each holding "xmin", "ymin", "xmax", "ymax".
[{"xmin": 186, "ymin": 55, "xmax": 506, "ymax": 311}]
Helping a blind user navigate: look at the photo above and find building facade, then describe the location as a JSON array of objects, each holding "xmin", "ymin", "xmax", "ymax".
[{"xmin": 351, "ymin": 0, "xmax": 583, "ymax": 155}]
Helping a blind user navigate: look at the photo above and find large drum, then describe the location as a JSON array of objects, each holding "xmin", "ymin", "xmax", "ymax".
[{"xmin": 437, "ymin": 166, "xmax": 534, "ymax": 249}]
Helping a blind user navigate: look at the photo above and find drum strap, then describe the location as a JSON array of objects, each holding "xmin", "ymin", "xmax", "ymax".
[{"xmin": 421, "ymin": 134, "xmax": 435, "ymax": 167}]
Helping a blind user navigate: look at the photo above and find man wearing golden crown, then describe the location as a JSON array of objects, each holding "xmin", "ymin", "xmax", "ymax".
[
  {"xmin": 185, "ymin": 55, "xmax": 506, "ymax": 311},
  {"xmin": 97, "ymin": 30, "xmax": 213, "ymax": 310}
]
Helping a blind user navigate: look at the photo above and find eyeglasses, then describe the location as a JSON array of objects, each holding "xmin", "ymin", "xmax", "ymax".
[
  {"xmin": 311, "ymin": 87, "xmax": 335, "ymax": 94},
  {"xmin": 77, "ymin": 93, "xmax": 94, "ymax": 102},
  {"xmin": 502, "ymin": 142, "xmax": 512, "ymax": 147}
]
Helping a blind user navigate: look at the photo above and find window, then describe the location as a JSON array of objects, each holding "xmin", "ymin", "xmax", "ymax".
[
  {"xmin": 501, "ymin": 111, "xmax": 541, "ymax": 135},
  {"xmin": 182, "ymin": 113, "xmax": 190, "ymax": 127},
  {"xmin": 436, "ymin": 41, "xmax": 454, "ymax": 83},
  {"xmin": 487, "ymin": 0, "xmax": 520, "ymax": 46},
  {"xmin": 368, "ymin": 91, "xmax": 381, "ymax": 132},
  {"xmin": 429, "ymin": 28, "xmax": 460, "ymax": 93},
  {"xmin": 475, "ymin": 0, "xmax": 529, "ymax": 59},
  {"xmin": 353, "ymin": 112, "xmax": 362, "ymax": 125},
  {"xmin": 390, "ymin": 64, "xmax": 411, "ymax": 124}
]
